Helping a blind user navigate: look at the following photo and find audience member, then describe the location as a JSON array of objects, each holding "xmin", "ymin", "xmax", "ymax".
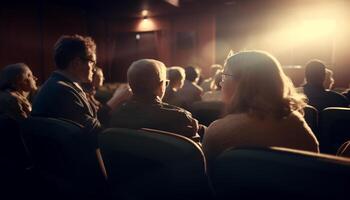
[
  {"xmin": 302, "ymin": 59, "xmax": 348, "ymax": 111},
  {"xmin": 202, "ymin": 71, "xmax": 223, "ymax": 102},
  {"xmin": 342, "ymin": 84, "xmax": 350, "ymax": 100},
  {"xmin": 200, "ymin": 64, "xmax": 223, "ymax": 92},
  {"xmin": 32, "ymin": 34, "xmax": 128, "ymax": 136},
  {"xmin": 110, "ymin": 59, "xmax": 201, "ymax": 141},
  {"xmin": 81, "ymin": 67, "xmax": 131, "ymax": 125},
  {"xmin": 163, "ymin": 66, "xmax": 185, "ymax": 105},
  {"xmin": 203, "ymin": 51, "xmax": 319, "ymax": 162},
  {"xmin": 324, "ymin": 68, "xmax": 335, "ymax": 90},
  {"xmin": 0, "ymin": 63, "xmax": 37, "ymax": 120},
  {"xmin": 176, "ymin": 66, "xmax": 203, "ymax": 109}
]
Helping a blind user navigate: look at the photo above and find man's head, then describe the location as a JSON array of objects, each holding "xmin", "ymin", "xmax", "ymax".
[
  {"xmin": 54, "ymin": 34, "xmax": 96, "ymax": 83},
  {"xmin": 184, "ymin": 66, "xmax": 200, "ymax": 82},
  {"xmin": 167, "ymin": 66, "xmax": 185, "ymax": 90},
  {"xmin": 127, "ymin": 59, "xmax": 167, "ymax": 99},
  {"xmin": 305, "ymin": 59, "xmax": 326, "ymax": 87}
]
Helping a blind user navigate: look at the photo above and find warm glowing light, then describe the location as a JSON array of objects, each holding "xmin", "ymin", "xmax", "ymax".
[
  {"xmin": 141, "ymin": 10, "xmax": 148, "ymax": 17},
  {"xmin": 137, "ymin": 18, "xmax": 156, "ymax": 32}
]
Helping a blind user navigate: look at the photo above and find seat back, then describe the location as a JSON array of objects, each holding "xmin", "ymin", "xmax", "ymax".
[
  {"xmin": 21, "ymin": 117, "xmax": 105, "ymax": 198},
  {"xmin": 99, "ymin": 127, "xmax": 209, "ymax": 199},
  {"xmin": 303, "ymin": 105, "xmax": 318, "ymax": 135},
  {"xmin": 320, "ymin": 107, "xmax": 350, "ymax": 153},
  {"xmin": 0, "ymin": 115, "xmax": 31, "ymax": 171},
  {"xmin": 189, "ymin": 101, "xmax": 224, "ymax": 126},
  {"xmin": 211, "ymin": 147, "xmax": 350, "ymax": 199}
]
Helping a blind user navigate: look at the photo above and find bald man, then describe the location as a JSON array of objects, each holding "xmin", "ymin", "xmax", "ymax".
[{"xmin": 109, "ymin": 59, "xmax": 200, "ymax": 140}]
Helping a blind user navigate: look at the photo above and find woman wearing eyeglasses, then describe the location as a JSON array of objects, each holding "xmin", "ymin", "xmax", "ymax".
[
  {"xmin": 0, "ymin": 63, "xmax": 38, "ymax": 120},
  {"xmin": 202, "ymin": 51, "xmax": 319, "ymax": 162}
]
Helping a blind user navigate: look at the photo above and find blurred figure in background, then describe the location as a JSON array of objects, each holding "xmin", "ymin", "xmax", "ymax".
[
  {"xmin": 202, "ymin": 71, "xmax": 223, "ymax": 102},
  {"xmin": 323, "ymin": 68, "xmax": 335, "ymax": 90},
  {"xmin": 200, "ymin": 64, "xmax": 223, "ymax": 92},
  {"xmin": 163, "ymin": 66, "xmax": 185, "ymax": 105},
  {"xmin": 302, "ymin": 59, "xmax": 348, "ymax": 111},
  {"xmin": 82, "ymin": 67, "xmax": 131, "ymax": 125},
  {"xmin": 0, "ymin": 63, "xmax": 37, "ymax": 120},
  {"xmin": 176, "ymin": 66, "xmax": 203, "ymax": 109}
]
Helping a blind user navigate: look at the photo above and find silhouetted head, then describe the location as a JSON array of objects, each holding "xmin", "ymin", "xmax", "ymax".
[
  {"xmin": 222, "ymin": 50, "xmax": 305, "ymax": 118},
  {"xmin": 209, "ymin": 64, "xmax": 223, "ymax": 77},
  {"xmin": 304, "ymin": 59, "xmax": 326, "ymax": 87},
  {"xmin": 324, "ymin": 68, "xmax": 334, "ymax": 90},
  {"xmin": 184, "ymin": 66, "xmax": 200, "ymax": 82},
  {"xmin": 167, "ymin": 66, "xmax": 185, "ymax": 90},
  {"xmin": 127, "ymin": 59, "xmax": 168, "ymax": 99},
  {"xmin": 54, "ymin": 34, "xmax": 96, "ymax": 83},
  {"xmin": 0, "ymin": 63, "xmax": 37, "ymax": 92}
]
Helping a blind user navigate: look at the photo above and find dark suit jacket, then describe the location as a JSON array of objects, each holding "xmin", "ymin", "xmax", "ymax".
[
  {"xmin": 303, "ymin": 84, "xmax": 349, "ymax": 111},
  {"xmin": 31, "ymin": 72, "xmax": 101, "ymax": 133}
]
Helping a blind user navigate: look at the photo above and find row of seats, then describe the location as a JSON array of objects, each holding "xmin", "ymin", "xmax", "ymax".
[
  {"xmin": 305, "ymin": 107, "xmax": 350, "ymax": 154},
  {"xmin": 2, "ymin": 115, "xmax": 350, "ymax": 199}
]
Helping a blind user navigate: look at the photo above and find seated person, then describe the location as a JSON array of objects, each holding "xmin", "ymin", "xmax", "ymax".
[
  {"xmin": 0, "ymin": 63, "xmax": 37, "ymax": 121},
  {"xmin": 324, "ymin": 68, "xmax": 335, "ymax": 90},
  {"xmin": 302, "ymin": 60, "xmax": 348, "ymax": 111},
  {"xmin": 82, "ymin": 67, "xmax": 131, "ymax": 125},
  {"xmin": 342, "ymin": 84, "xmax": 350, "ymax": 100},
  {"xmin": 176, "ymin": 66, "xmax": 203, "ymax": 109},
  {"xmin": 110, "ymin": 59, "xmax": 200, "ymax": 140},
  {"xmin": 32, "ymin": 34, "xmax": 128, "ymax": 135},
  {"xmin": 203, "ymin": 51, "xmax": 319, "ymax": 162},
  {"xmin": 200, "ymin": 64, "xmax": 223, "ymax": 92},
  {"xmin": 202, "ymin": 71, "xmax": 223, "ymax": 102},
  {"xmin": 163, "ymin": 66, "xmax": 185, "ymax": 105}
]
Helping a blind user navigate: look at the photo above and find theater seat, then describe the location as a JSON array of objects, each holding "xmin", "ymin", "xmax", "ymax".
[
  {"xmin": 0, "ymin": 115, "xmax": 31, "ymax": 170},
  {"xmin": 21, "ymin": 117, "xmax": 106, "ymax": 199},
  {"xmin": 319, "ymin": 107, "xmax": 350, "ymax": 153},
  {"xmin": 189, "ymin": 101, "xmax": 224, "ymax": 126},
  {"xmin": 303, "ymin": 105, "xmax": 318, "ymax": 135},
  {"xmin": 0, "ymin": 115, "xmax": 34, "ymax": 198},
  {"xmin": 210, "ymin": 147, "xmax": 350, "ymax": 200},
  {"xmin": 337, "ymin": 140, "xmax": 350, "ymax": 158},
  {"xmin": 98, "ymin": 127, "xmax": 211, "ymax": 200}
]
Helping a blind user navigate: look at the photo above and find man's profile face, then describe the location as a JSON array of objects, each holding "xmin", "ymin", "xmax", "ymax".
[{"xmin": 78, "ymin": 53, "xmax": 96, "ymax": 83}]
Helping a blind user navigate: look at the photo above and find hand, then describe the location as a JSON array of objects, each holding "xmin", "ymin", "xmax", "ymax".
[
  {"xmin": 107, "ymin": 83, "xmax": 133, "ymax": 110},
  {"xmin": 112, "ymin": 84, "xmax": 132, "ymax": 101}
]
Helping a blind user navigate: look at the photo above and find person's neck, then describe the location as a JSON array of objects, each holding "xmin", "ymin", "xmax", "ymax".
[
  {"xmin": 56, "ymin": 69, "xmax": 80, "ymax": 83},
  {"xmin": 133, "ymin": 93, "xmax": 162, "ymax": 103}
]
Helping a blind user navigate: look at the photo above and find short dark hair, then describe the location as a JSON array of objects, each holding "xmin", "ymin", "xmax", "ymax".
[
  {"xmin": 184, "ymin": 66, "xmax": 200, "ymax": 82},
  {"xmin": 53, "ymin": 34, "xmax": 96, "ymax": 70},
  {"xmin": 305, "ymin": 59, "xmax": 326, "ymax": 86}
]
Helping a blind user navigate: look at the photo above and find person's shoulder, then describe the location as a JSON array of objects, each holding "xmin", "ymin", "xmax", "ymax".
[
  {"xmin": 208, "ymin": 113, "xmax": 248, "ymax": 132},
  {"xmin": 161, "ymin": 101, "xmax": 192, "ymax": 115},
  {"xmin": 326, "ymin": 90, "xmax": 349, "ymax": 101}
]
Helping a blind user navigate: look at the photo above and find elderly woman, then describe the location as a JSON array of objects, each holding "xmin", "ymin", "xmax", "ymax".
[
  {"xmin": 0, "ymin": 63, "xmax": 37, "ymax": 120},
  {"xmin": 203, "ymin": 51, "xmax": 319, "ymax": 162}
]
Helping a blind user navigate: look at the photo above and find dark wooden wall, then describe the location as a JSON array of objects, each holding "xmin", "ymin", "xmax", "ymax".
[{"xmin": 1, "ymin": 0, "xmax": 349, "ymax": 87}]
